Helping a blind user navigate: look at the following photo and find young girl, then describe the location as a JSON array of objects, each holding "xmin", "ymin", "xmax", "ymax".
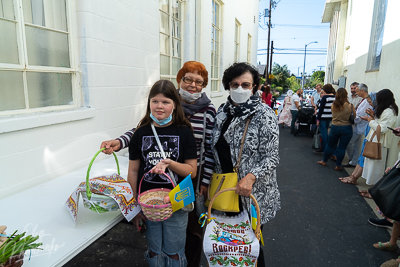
[{"xmin": 128, "ymin": 80, "xmax": 197, "ymax": 266}]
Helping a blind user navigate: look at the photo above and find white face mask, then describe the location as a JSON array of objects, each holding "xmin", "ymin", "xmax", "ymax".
[
  {"xmin": 179, "ymin": 88, "xmax": 202, "ymax": 103},
  {"xmin": 230, "ymin": 86, "xmax": 252, "ymax": 104}
]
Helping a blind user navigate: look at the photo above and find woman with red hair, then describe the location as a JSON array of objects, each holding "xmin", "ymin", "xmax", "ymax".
[{"xmin": 101, "ymin": 61, "xmax": 216, "ymax": 267}]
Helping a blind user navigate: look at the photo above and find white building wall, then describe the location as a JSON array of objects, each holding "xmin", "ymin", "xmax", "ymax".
[
  {"xmin": 323, "ymin": 0, "xmax": 400, "ymax": 165},
  {"xmin": 0, "ymin": 0, "xmax": 260, "ymax": 199}
]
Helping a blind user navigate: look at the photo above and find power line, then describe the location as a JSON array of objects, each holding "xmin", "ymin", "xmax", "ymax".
[{"xmin": 258, "ymin": 52, "xmax": 326, "ymax": 55}]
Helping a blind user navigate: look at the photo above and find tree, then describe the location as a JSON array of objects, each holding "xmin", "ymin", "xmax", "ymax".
[
  {"xmin": 306, "ymin": 70, "xmax": 325, "ymax": 88},
  {"xmin": 286, "ymin": 76, "xmax": 301, "ymax": 91},
  {"xmin": 271, "ymin": 63, "xmax": 290, "ymax": 89}
]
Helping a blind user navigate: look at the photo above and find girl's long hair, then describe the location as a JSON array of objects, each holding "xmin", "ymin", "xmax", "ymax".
[
  {"xmin": 136, "ymin": 80, "xmax": 192, "ymax": 130},
  {"xmin": 331, "ymin": 87, "xmax": 349, "ymax": 112},
  {"xmin": 375, "ymin": 89, "xmax": 399, "ymax": 118}
]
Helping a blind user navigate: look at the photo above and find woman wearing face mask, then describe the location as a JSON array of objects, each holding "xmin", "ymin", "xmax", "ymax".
[
  {"xmin": 211, "ymin": 62, "xmax": 281, "ymax": 267},
  {"xmin": 100, "ymin": 61, "xmax": 216, "ymax": 267}
]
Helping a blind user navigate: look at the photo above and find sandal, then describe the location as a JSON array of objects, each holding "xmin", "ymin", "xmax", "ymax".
[
  {"xmin": 317, "ymin": 161, "xmax": 326, "ymax": 166},
  {"xmin": 373, "ymin": 241, "xmax": 396, "ymax": 251},
  {"xmin": 334, "ymin": 166, "xmax": 343, "ymax": 171},
  {"xmin": 339, "ymin": 175, "xmax": 358, "ymax": 185},
  {"xmin": 359, "ymin": 190, "xmax": 372, "ymax": 199},
  {"xmin": 330, "ymin": 155, "xmax": 337, "ymax": 161}
]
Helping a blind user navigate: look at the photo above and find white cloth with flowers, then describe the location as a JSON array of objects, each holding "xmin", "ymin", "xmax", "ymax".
[
  {"xmin": 203, "ymin": 210, "xmax": 259, "ymax": 267},
  {"xmin": 65, "ymin": 173, "xmax": 141, "ymax": 223}
]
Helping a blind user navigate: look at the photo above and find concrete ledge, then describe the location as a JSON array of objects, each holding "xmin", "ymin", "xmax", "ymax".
[{"xmin": 1, "ymin": 155, "xmax": 129, "ymax": 267}]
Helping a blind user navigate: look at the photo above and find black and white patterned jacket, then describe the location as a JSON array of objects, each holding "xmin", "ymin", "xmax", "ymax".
[{"xmin": 211, "ymin": 102, "xmax": 281, "ymax": 224}]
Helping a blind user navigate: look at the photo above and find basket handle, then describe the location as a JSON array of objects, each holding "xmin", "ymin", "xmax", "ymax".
[
  {"xmin": 138, "ymin": 170, "xmax": 175, "ymax": 196},
  {"xmin": 86, "ymin": 148, "xmax": 120, "ymax": 200},
  {"xmin": 206, "ymin": 187, "xmax": 261, "ymax": 241}
]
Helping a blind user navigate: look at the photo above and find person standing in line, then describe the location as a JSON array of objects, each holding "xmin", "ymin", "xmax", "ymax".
[
  {"xmin": 278, "ymin": 90, "xmax": 293, "ymax": 128},
  {"xmin": 311, "ymin": 83, "xmax": 322, "ymax": 110},
  {"xmin": 359, "ymin": 89, "xmax": 398, "ymax": 191},
  {"xmin": 348, "ymin": 82, "xmax": 362, "ymax": 107},
  {"xmin": 344, "ymin": 83, "xmax": 373, "ymax": 167},
  {"xmin": 317, "ymin": 88, "xmax": 355, "ymax": 170},
  {"xmin": 262, "ymin": 84, "xmax": 272, "ymax": 106},
  {"xmin": 314, "ymin": 84, "xmax": 336, "ymax": 153},
  {"xmin": 290, "ymin": 88, "xmax": 303, "ymax": 134},
  {"xmin": 339, "ymin": 93, "xmax": 377, "ymax": 185},
  {"xmin": 212, "ymin": 62, "xmax": 281, "ymax": 267},
  {"xmin": 101, "ymin": 61, "xmax": 217, "ymax": 267},
  {"xmin": 128, "ymin": 80, "xmax": 198, "ymax": 266}
]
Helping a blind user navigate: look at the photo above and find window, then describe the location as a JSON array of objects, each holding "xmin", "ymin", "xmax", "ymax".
[
  {"xmin": 211, "ymin": 0, "xmax": 221, "ymax": 92},
  {"xmin": 234, "ymin": 20, "xmax": 240, "ymax": 62},
  {"xmin": 367, "ymin": 0, "xmax": 388, "ymax": 71},
  {"xmin": 247, "ymin": 34, "xmax": 252, "ymax": 63},
  {"xmin": 159, "ymin": 0, "xmax": 182, "ymax": 86},
  {"xmin": 0, "ymin": 0, "xmax": 78, "ymax": 115}
]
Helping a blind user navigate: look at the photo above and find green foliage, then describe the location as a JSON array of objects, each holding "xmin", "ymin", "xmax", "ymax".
[
  {"xmin": 0, "ymin": 231, "xmax": 42, "ymax": 264},
  {"xmin": 260, "ymin": 77, "xmax": 266, "ymax": 85},
  {"xmin": 306, "ymin": 70, "xmax": 325, "ymax": 88},
  {"xmin": 271, "ymin": 63, "xmax": 290, "ymax": 89},
  {"xmin": 286, "ymin": 76, "xmax": 301, "ymax": 91},
  {"xmin": 274, "ymin": 86, "xmax": 283, "ymax": 95}
]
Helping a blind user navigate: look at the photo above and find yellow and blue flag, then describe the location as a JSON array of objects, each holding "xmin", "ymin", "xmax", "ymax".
[
  {"xmin": 169, "ymin": 174, "xmax": 194, "ymax": 212},
  {"xmin": 251, "ymin": 204, "xmax": 264, "ymax": 246}
]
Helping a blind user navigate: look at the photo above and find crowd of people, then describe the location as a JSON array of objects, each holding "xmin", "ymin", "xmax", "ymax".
[
  {"xmin": 100, "ymin": 61, "xmax": 280, "ymax": 267},
  {"xmin": 277, "ymin": 82, "xmax": 400, "ymax": 266}
]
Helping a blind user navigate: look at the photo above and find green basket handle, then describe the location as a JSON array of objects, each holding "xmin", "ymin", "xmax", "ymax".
[{"xmin": 85, "ymin": 148, "xmax": 120, "ymax": 200}]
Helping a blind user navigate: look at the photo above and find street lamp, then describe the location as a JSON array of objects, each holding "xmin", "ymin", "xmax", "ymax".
[{"xmin": 302, "ymin": 41, "xmax": 318, "ymax": 89}]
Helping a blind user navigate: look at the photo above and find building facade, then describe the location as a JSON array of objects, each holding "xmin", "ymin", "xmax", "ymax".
[
  {"xmin": 0, "ymin": 0, "xmax": 260, "ymax": 199},
  {"xmin": 322, "ymin": 0, "xmax": 400, "ymax": 165}
]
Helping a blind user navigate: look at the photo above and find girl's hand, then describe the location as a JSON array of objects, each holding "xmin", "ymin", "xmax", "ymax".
[
  {"xmin": 366, "ymin": 108, "xmax": 375, "ymax": 118},
  {"xmin": 151, "ymin": 159, "xmax": 171, "ymax": 174},
  {"xmin": 199, "ymin": 185, "xmax": 208, "ymax": 199},
  {"xmin": 316, "ymin": 120, "xmax": 320, "ymax": 126},
  {"xmin": 360, "ymin": 115, "xmax": 369, "ymax": 121},
  {"xmin": 132, "ymin": 212, "xmax": 147, "ymax": 232},
  {"xmin": 236, "ymin": 173, "xmax": 256, "ymax": 197}
]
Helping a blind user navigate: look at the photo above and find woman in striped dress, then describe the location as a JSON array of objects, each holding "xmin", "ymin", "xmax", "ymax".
[
  {"xmin": 314, "ymin": 84, "xmax": 336, "ymax": 153},
  {"xmin": 100, "ymin": 61, "xmax": 216, "ymax": 267}
]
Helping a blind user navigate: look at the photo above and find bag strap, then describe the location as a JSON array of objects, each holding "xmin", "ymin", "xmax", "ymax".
[
  {"xmin": 233, "ymin": 116, "xmax": 252, "ymax": 173},
  {"xmin": 150, "ymin": 122, "xmax": 177, "ymax": 187},
  {"xmin": 196, "ymin": 113, "xmax": 208, "ymax": 194},
  {"xmin": 369, "ymin": 125, "xmax": 381, "ymax": 143}
]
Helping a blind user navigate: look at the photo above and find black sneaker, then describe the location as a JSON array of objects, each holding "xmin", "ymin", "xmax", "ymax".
[{"xmin": 368, "ymin": 218, "xmax": 393, "ymax": 230}]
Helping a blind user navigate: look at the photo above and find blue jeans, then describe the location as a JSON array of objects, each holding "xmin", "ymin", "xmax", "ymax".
[
  {"xmin": 323, "ymin": 124, "xmax": 353, "ymax": 166},
  {"xmin": 319, "ymin": 119, "xmax": 331, "ymax": 151},
  {"xmin": 290, "ymin": 110, "xmax": 298, "ymax": 133},
  {"xmin": 144, "ymin": 210, "xmax": 188, "ymax": 267}
]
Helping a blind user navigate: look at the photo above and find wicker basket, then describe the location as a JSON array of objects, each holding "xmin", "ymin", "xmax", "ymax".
[
  {"xmin": 0, "ymin": 252, "xmax": 24, "ymax": 267},
  {"xmin": 138, "ymin": 171, "xmax": 175, "ymax": 222}
]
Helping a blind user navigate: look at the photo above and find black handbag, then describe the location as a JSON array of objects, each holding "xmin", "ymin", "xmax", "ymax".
[
  {"xmin": 349, "ymin": 104, "xmax": 355, "ymax": 124},
  {"xmin": 369, "ymin": 160, "xmax": 400, "ymax": 220}
]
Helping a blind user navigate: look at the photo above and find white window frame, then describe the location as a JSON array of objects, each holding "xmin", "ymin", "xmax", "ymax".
[
  {"xmin": 159, "ymin": 0, "xmax": 183, "ymax": 87},
  {"xmin": 234, "ymin": 19, "xmax": 240, "ymax": 63},
  {"xmin": 366, "ymin": 0, "xmax": 388, "ymax": 71},
  {"xmin": 247, "ymin": 34, "xmax": 252, "ymax": 63},
  {"xmin": 211, "ymin": 0, "xmax": 222, "ymax": 92},
  {"xmin": 0, "ymin": 0, "xmax": 81, "ymax": 116}
]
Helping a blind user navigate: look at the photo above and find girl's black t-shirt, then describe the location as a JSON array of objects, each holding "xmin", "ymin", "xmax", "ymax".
[{"xmin": 129, "ymin": 123, "xmax": 197, "ymax": 193}]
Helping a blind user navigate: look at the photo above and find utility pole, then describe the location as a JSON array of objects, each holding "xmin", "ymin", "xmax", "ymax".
[
  {"xmin": 264, "ymin": 0, "xmax": 272, "ymax": 83},
  {"xmin": 317, "ymin": 66, "xmax": 324, "ymax": 71},
  {"xmin": 269, "ymin": 40, "xmax": 274, "ymax": 78}
]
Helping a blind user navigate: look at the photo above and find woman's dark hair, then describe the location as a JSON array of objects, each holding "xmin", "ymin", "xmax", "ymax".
[
  {"xmin": 331, "ymin": 87, "xmax": 349, "ymax": 112},
  {"xmin": 263, "ymin": 84, "xmax": 271, "ymax": 95},
  {"xmin": 222, "ymin": 62, "xmax": 261, "ymax": 94},
  {"xmin": 137, "ymin": 80, "xmax": 192, "ymax": 130},
  {"xmin": 322, "ymin": 83, "xmax": 335, "ymax": 94},
  {"xmin": 375, "ymin": 89, "xmax": 399, "ymax": 118}
]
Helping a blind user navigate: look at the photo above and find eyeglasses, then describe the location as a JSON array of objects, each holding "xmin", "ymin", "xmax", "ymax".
[
  {"xmin": 229, "ymin": 82, "xmax": 253, "ymax": 89},
  {"xmin": 182, "ymin": 77, "xmax": 204, "ymax": 87}
]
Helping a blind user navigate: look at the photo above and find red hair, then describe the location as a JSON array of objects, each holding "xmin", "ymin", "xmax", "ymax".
[{"xmin": 176, "ymin": 61, "xmax": 208, "ymax": 87}]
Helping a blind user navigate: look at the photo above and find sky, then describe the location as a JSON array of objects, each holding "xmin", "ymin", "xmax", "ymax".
[{"xmin": 257, "ymin": 0, "xmax": 330, "ymax": 77}]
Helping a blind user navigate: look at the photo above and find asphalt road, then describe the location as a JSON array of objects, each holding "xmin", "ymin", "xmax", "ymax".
[{"xmin": 64, "ymin": 125, "xmax": 398, "ymax": 267}]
